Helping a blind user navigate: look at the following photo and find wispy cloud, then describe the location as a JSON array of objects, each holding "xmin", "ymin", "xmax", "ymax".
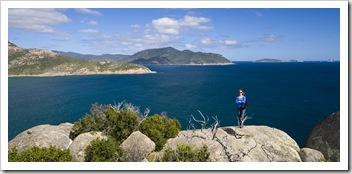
[
  {"xmin": 149, "ymin": 15, "xmax": 212, "ymax": 35},
  {"xmin": 201, "ymin": 38, "xmax": 212, "ymax": 44},
  {"xmin": 8, "ymin": 8, "xmax": 70, "ymax": 34},
  {"xmin": 219, "ymin": 40, "xmax": 238, "ymax": 45},
  {"xmin": 80, "ymin": 20, "xmax": 98, "ymax": 25},
  {"xmin": 263, "ymin": 34, "xmax": 281, "ymax": 42},
  {"xmin": 255, "ymin": 11, "xmax": 263, "ymax": 17},
  {"xmin": 79, "ymin": 29, "xmax": 98, "ymax": 33},
  {"xmin": 75, "ymin": 8, "xmax": 102, "ymax": 16},
  {"xmin": 185, "ymin": 44, "xmax": 197, "ymax": 49}
]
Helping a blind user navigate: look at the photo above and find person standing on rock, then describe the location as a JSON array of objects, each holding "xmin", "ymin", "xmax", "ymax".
[{"xmin": 236, "ymin": 89, "xmax": 247, "ymax": 128}]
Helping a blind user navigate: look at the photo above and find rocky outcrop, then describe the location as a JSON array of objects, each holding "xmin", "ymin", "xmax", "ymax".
[
  {"xmin": 160, "ymin": 126, "xmax": 301, "ymax": 162},
  {"xmin": 299, "ymin": 148, "xmax": 325, "ymax": 162},
  {"xmin": 304, "ymin": 111, "xmax": 340, "ymax": 162},
  {"xmin": 120, "ymin": 131, "xmax": 155, "ymax": 162},
  {"xmin": 9, "ymin": 117, "xmax": 339, "ymax": 162},
  {"xmin": 8, "ymin": 123, "xmax": 73, "ymax": 153},
  {"xmin": 69, "ymin": 132, "xmax": 108, "ymax": 162}
]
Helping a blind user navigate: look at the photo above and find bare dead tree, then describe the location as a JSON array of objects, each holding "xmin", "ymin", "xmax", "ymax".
[
  {"xmin": 123, "ymin": 102, "xmax": 140, "ymax": 113},
  {"xmin": 138, "ymin": 107, "xmax": 150, "ymax": 123},
  {"xmin": 211, "ymin": 115, "xmax": 220, "ymax": 140},
  {"xmin": 190, "ymin": 110, "xmax": 209, "ymax": 132},
  {"xmin": 160, "ymin": 111, "xmax": 168, "ymax": 117}
]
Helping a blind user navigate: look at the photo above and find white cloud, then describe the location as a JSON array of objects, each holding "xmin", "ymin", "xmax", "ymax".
[
  {"xmin": 81, "ymin": 20, "xmax": 98, "ymax": 25},
  {"xmin": 185, "ymin": 44, "xmax": 197, "ymax": 49},
  {"xmin": 8, "ymin": 8, "xmax": 70, "ymax": 34},
  {"xmin": 130, "ymin": 24, "xmax": 141, "ymax": 28},
  {"xmin": 151, "ymin": 17, "xmax": 180, "ymax": 34},
  {"xmin": 219, "ymin": 40, "xmax": 238, "ymax": 45},
  {"xmin": 75, "ymin": 8, "xmax": 102, "ymax": 16},
  {"xmin": 201, "ymin": 38, "xmax": 212, "ymax": 44},
  {"xmin": 150, "ymin": 15, "xmax": 212, "ymax": 35},
  {"xmin": 263, "ymin": 34, "xmax": 281, "ymax": 42},
  {"xmin": 79, "ymin": 29, "xmax": 98, "ymax": 33}
]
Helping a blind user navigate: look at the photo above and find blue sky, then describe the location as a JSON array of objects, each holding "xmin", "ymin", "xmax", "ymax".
[{"xmin": 8, "ymin": 8, "xmax": 340, "ymax": 61}]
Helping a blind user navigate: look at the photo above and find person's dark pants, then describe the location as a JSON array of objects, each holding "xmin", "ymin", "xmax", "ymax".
[{"xmin": 237, "ymin": 108, "xmax": 246, "ymax": 127}]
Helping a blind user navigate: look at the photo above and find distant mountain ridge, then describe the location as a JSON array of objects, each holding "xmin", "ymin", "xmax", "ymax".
[
  {"xmin": 52, "ymin": 50, "xmax": 129, "ymax": 62},
  {"xmin": 54, "ymin": 47, "xmax": 233, "ymax": 65},
  {"xmin": 128, "ymin": 47, "xmax": 232, "ymax": 65},
  {"xmin": 8, "ymin": 41, "xmax": 154, "ymax": 76}
]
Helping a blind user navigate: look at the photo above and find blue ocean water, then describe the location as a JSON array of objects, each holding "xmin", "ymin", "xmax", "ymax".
[{"xmin": 8, "ymin": 62, "xmax": 340, "ymax": 147}]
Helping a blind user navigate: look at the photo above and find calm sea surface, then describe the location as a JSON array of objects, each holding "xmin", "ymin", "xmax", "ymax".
[{"xmin": 8, "ymin": 62, "xmax": 340, "ymax": 146}]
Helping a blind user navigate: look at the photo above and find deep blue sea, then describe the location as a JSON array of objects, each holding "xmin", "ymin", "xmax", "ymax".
[{"xmin": 8, "ymin": 62, "xmax": 340, "ymax": 147}]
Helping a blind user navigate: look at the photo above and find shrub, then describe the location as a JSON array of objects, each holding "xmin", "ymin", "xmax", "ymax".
[
  {"xmin": 84, "ymin": 138, "xmax": 124, "ymax": 162},
  {"xmin": 8, "ymin": 146, "xmax": 72, "ymax": 162},
  {"xmin": 159, "ymin": 143, "xmax": 210, "ymax": 162},
  {"xmin": 104, "ymin": 109, "xmax": 138, "ymax": 143},
  {"xmin": 70, "ymin": 103, "xmax": 139, "ymax": 143},
  {"xmin": 139, "ymin": 114, "xmax": 181, "ymax": 151},
  {"xmin": 70, "ymin": 114, "xmax": 100, "ymax": 139}
]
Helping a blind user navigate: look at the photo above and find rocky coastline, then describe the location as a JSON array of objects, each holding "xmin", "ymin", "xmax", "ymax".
[{"xmin": 8, "ymin": 68, "xmax": 156, "ymax": 77}]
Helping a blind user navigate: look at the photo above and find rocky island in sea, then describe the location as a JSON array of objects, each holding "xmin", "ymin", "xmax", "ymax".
[{"xmin": 8, "ymin": 41, "xmax": 155, "ymax": 77}]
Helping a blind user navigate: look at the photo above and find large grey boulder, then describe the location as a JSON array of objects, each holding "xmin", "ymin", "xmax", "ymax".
[
  {"xmin": 160, "ymin": 126, "xmax": 301, "ymax": 162},
  {"xmin": 304, "ymin": 111, "xmax": 340, "ymax": 162},
  {"xmin": 8, "ymin": 123, "xmax": 73, "ymax": 152},
  {"xmin": 121, "ymin": 131, "xmax": 155, "ymax": 162},
  {"xmin": 68, "ymin": 131, "xmax": 108, "ymax": 162},
  {"xmin": 299, "ymin": 148, "xmax": 325, "ymax": 162}
]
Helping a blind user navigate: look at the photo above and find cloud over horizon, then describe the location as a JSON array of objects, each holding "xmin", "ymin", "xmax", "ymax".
[{"xmin": 8, "ymin": 8, "xmax": 70, "ymax": 34}]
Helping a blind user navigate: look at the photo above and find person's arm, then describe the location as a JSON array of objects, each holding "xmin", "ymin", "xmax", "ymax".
[{"xmin": 236, "ymin": 97, "xmax": 240, "ymax": 104}]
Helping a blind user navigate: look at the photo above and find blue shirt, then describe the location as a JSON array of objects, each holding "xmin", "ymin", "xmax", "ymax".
[{"xmin": 236, "ymin": 96, "xmax": 246, "ymax": 109}]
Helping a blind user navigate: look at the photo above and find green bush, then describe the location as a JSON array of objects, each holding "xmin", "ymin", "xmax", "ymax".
[
  {"xmin": 84, "ymin": 138, "xmax": 124, "ymax": 162},
  {"xmin": 104, "ymin": 109, "xmax": 138, "ymax": 143},
  {"xmin": 70, "ymin": 103, "xmax": 139, "ymax": 143},
  {"xmin": 70, "ymin": 114, "xmax": 100, "ymax": 139},
  {"xmin": 8, "ymin": 146, "xmax": 72, "ymax": 162},
  {"xmin": 159, "ymin": 143, "xmax": 210, "ymax": 162},
  {"xmin": 139, "ymin": 114, "xmax": 181, "ymax": 151}
]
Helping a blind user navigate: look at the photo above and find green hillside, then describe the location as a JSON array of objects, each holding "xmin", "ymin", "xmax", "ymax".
[{"xmin": 8, "ymin": 42, "xmax": 153, "ymax": 76}]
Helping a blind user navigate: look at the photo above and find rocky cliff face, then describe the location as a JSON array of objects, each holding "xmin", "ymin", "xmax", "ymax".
[{"xmin": 304, "ymin": 111, "xmax": 340, "ymax": 162}]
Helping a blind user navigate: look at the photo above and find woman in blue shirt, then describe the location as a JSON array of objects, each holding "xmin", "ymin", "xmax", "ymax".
[{"xmin": 236, "ymin": 89, "xmax": 247, "ymax": 128}]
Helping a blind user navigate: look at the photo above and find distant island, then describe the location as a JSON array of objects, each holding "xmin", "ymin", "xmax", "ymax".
[
  {"xmin": 255, "ymin": 58, "xmax": 304, "ymax": 63},
  {"xmin": 55, "ymin": 47, "xmax": 233, "ymax": 65},
  {"xmin": 255, "ymin": 58, "xmax": 283, "ymax": 62},
  {"xmin": 8, "ymin": 42, "xmax": 154, "ymax": 77}
]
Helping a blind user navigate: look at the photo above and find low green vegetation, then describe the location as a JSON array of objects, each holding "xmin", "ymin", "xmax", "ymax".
[
  {"xmin": 8, "ymin": 146, "xmax": 72, "ymax": 162},
  {"xmin": 159, "ymin": 143, "xmax": 210, "ymax": 162},
  {"xmin": 70, "ymin": 103, "xmax": 139, "ymax": 143},
  {"xmin": 9, "ymin": 102, "xmax": 186, "ymax": 162},
  {"xmin": 84, "ymin": 138, "xmax": 124, "ymax": 162},
  {"xmin": 139, "ymin": 114, "xmax": 181, "ymax": 151}
]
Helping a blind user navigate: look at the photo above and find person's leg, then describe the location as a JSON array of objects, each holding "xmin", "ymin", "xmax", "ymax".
[
  {"xmin": 237, "ymin": 109, "xmax": 243, "ymax": 127},
  {"xmin": 240, "ymin": 109, "xmax": 246, "ymax": 127}
]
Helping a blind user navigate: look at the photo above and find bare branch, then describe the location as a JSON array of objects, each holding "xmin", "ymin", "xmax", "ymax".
[
  {"xmin": 190, "ymin": 110, "xmax": 209, "ymax": 131},
  {"xmin": 211, "ymin": 115, "xmax": 220, "ymax": 140},
  {"xmin": 160, "ymin": 111, "xmax": 167, "ymax": 117}
]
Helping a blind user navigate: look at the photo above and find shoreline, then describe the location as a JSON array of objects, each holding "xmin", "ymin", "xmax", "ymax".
[
  {"xmin": 8, "ymin": 70, "xmax": 157, "ymax": 78},
  {"xmin": 145, "ymin": 62, "xmax": 235, "ymax": 66}
]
